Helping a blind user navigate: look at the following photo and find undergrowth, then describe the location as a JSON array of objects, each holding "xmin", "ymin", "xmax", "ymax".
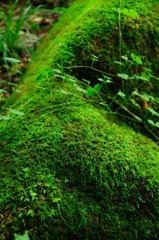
[
  {"xmin": 57, "ymin": 1, "xmax": 159, "ymax": 142},
  {"xmin": 0, "ymin": 0, "xmax": 41, "ymax": 111},
  {"xmin": 0, "ymin": 0, "xmax": 66, "ymax": 110},
  {"xmin": 0, "ymin": 0, "xmax": 40, "ymax": 69}
]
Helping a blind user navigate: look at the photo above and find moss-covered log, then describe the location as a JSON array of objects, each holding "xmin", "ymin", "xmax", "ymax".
[
  {"xmin": 31, "ymin": 0, "xmax": 159, "ymax": 82},
  {"xmin": 0, "ymin": 0, "xmax": 159, "ymax": 239}
]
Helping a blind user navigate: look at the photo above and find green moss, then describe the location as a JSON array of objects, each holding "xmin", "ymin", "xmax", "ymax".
[
  {"xmin": 0, "ymin": 0, "xmax": 159, "ymax": 239},
  {"xmin": 27, "ymin": 0, "xmax": 159, "ymax": 80},
  {"xmin": 1, "ymin": 75, "xmax": 159, "ymax": 239}
]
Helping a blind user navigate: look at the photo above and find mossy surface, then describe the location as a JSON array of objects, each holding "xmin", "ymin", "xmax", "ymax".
[
  {"xmin": 0, "ymin": 0, "xmax": 159, "ymax": 239},
  {"xmin": 26, "ymin": 0, "xmax": 159, "ymax": 80}
]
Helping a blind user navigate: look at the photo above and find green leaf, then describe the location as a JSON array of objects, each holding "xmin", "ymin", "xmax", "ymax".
[
  {"xmin": 122, "ymin": 8, "xmax": 129, "ymax": 15},
  {"xmin": 141, "ymin": 72, "xmax": 151, "ymax": 81},
  {"xmin": 143, "ymin": 67, "xmax": 152, "ymax": 73},
  {"xmin": 132, "ymin": 92, "xmax": 154, "ymax": 101},
  {"xmin": 94, "ymin": 83, "xmax": 101, "ymax": 92},
  {"xmin": 121, "ymin": 55, "xmax": 129, "ymax": 61},
  {"xmin": 129, "ymin": 99, "xmax": 140, "ymax": 108},
  {"xmin": 139, "ymin": 94, "xmax": 154, "ymax": 101},
  {"xmin": 134, "ymin": 75, "xmax": 149, "ymax": 82},
  {"xmin": 155, "ymin": 98, "xmax": 159, "ymax": 104},
  {"xmin": 97, "ymin": 78, "xmax": 104, "ymax": 82},
  {"xmin": 6, "ymin": 108, "xmax": 24, "ymax": 115},
  {"xmin": 148, "ymin": 120, "xmax": 159, "ymax": 128},
  {"xmin": 117, "ymin": 91, "xmax": 126, "ymax": 99},
  {"xmin": 114, "ymin": 61, "xmax": 124, "ymax": 66},
  {"xmin": 121, "ymin": 8, "xmax": 138, "ymax": 19},
  {"xmin": 98, "ymin": 76, "xmax": 112, "ymax": 84},
  {"xmin": 130, "ymin": 53, "xmax": 143, "ymax": 65},
  {"xmin": 132, "ymin": 89, "xmax": 139, "ymax": 96},
  {"xmin": 129, "ymin": 9, "xmax": 138, "ymax": 19},
  {"xmin": 147, "ymin": 108, "xmax": 159, "ymax": 117},
  {"xmin": 73, "ymin": 84, "xmax": 87, "ymax": 93},
  {"xmin": 86, "ymin": 87, "xmax": 95, "ymax": 97},
  {"xmin": 117, "ymin": 73, "xmax": 129, "ymax": 80},
  {"xmin": 86, "ymin": 84, "xmax": 101, "ymax": 97}
]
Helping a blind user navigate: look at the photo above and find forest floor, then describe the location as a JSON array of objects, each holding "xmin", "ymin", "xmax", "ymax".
[{"xmin": 0, "ymin": 1, "xmax": 68, "ymax": 106}]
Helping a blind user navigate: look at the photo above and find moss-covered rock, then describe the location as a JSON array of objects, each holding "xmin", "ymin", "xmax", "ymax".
[{"xmin": 0, "ymin": 0, "xmax": 159, "ymax": 239}]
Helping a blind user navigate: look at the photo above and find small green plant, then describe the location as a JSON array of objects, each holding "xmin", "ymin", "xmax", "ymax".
[
  {"xmin": 111, "ymin": 1, "xmax": 159, "ymax": 139},
  {"xmin": 58, "ymin": 52, "xmax": 159, "ymax": 141}
]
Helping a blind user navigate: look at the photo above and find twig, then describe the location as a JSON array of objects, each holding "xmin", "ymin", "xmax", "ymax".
[
  {"xmin": 144, "ymin": 124, "xmax": 159, "ymax": 142},
  {"xmin": 112, "ymin": 99, "xmax": 159, "ymax": 142},
  {"xmin": 113, "ymin": 100, "xmax": 142, "ymax": 122},
  {"xmin": 61, "ymin": 65, "xmax": 116, "ymax": 77}
]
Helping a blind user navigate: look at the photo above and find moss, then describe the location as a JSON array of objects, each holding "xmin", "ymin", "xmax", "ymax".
[
  {"xmin": 1, "ymin": 76, "xmax": 159, "ymax": 239},
  {"xmin": 27, "ymin": 0, "xmax": 158, "ymax": 78},
  {"xmin": 0, "ymin": 0, "xmax": 159, "ymax": 239}
]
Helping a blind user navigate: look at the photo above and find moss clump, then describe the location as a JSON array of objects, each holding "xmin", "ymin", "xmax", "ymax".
[
  {"xmin": 0, "ymin": 0, "xmax": 159, "ymax": 239},
  {"xmin": 30, "ymin": 0, "xmax": 159, "ymax": 81}
]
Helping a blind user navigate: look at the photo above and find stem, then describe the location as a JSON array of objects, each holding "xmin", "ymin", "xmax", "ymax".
[
  {"xmin": 61, "ymin": 65, "xmax": 116, "ymax": 77},
  {"xmin": 119, "ymin": 0, "xmax": 122, "ymax": 71},
  {"xmin": 113, "ymin": 99, "xmax": 142, "ymax": 122}
]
